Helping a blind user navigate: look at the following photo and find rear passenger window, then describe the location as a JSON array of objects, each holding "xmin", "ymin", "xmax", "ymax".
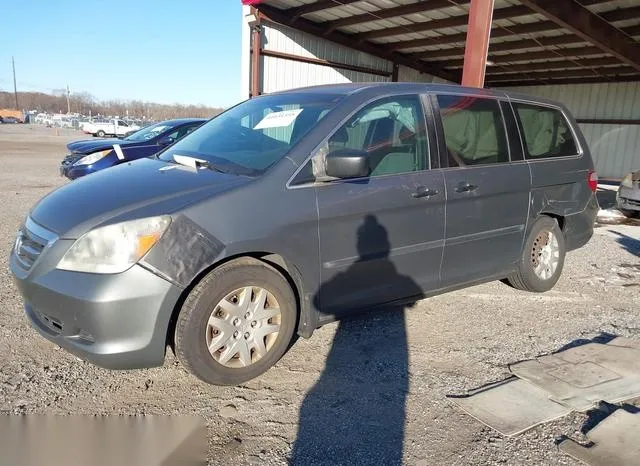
[
  {"xmin": 513, "ymin": 103, "xmax": 578, "ymax": 159},
  {"xmin": 437, "ymin": 95, "xmax": 509, "ymax": 167}
]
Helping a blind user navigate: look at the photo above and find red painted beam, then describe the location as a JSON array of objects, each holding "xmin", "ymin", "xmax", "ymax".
[
  {"xmin": 242, "ymin": 0, "xmax": 263, "ymax": 5},
  {"xmin": 461, "ymin": 0, "xmax": 495, "ymax": 88}
]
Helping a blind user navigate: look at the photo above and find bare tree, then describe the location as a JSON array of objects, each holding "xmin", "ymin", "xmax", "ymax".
[{"xmin": 0, "ymin": 91, "xmax": 224, "ymax": 120}]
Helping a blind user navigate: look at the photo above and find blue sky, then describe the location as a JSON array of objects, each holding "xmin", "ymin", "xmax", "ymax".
[{"xmin": 1, "ymin": 0, "xmax": 242, "ymax": 108}]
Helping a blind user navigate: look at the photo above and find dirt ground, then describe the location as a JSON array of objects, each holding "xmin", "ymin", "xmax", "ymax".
[{"xmin": 1, "ymin": 124, "xmax": 639, "ymax": 465}]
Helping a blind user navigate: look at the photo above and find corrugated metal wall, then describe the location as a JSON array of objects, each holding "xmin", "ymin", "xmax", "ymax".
[
  {"xmin": 261, "ymin": 22, "xmax": 392, "ymax": 94},
  {"xmin": 397, "ymin": 65, "xmax": 452, "ymax": 84},
  {"xmin": 506, "ymin": 83, "xmax": 640, "ymax": 179},
  {"xmin": 254, "ymin": 22, "xmax": 449, "ymax": 94}
]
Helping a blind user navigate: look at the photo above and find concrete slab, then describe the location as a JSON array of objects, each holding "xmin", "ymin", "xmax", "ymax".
[
  {"xmin": 448, "ymin": 378, "xmax": 571, "ymax": 437},
  {"xmin": 559, "ymin": 409, "xmax": 640, "ymax": 466},
  {"xmin": 510, "ymin": 341, "xmax": 640, "ymax": 412}
]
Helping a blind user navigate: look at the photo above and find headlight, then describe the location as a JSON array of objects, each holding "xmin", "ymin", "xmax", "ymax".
[
  {"xmin": 57, "ymin": 216, "xmax": 171, "ymax": 274},
  {"xmin": 74, "ymin": 149, "xmax": 112, "ymax": 166},
  {"xmin": 621, "ymin": 173, "xmax": 633, "ymax": 188}
]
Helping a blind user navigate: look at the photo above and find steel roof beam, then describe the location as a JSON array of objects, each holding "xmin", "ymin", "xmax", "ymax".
[
  {"xmin": 355, "ymin": 5, "xmax": 532, "ymax": 40},
  {"xmin": 409, "ymin": 24, "xmax": 640, "ymax": 62},
  {"xmin": 433, "ymin": 46, "xmax": 608, "ymax": 68},
  {"xmin": 486, "ymin": 65, "xmax": 636, "ymax": 81},
  {"xmin": 488, "ymin": 75, "xmax": 640, "ymax": 87},
  {"xmin": 387, "ymin": 6, "xmax": 640, "ymax": 52},
  {"xmin": 518, "ymin": 0, "xmax": 640, "ymax": 72},
  {"xmin": 288, "ymin": 0, "xmax": 363, "ymax": 21},
  {"xmin": 483, "ymin": 56, "xmax": 623, "ymax": 74},
  {"xmin": 322, "ymin": 0, "xmax": 465, "ymax": 33}
]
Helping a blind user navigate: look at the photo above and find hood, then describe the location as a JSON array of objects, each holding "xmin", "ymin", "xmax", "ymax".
[
  {"xmin": 67, "ymin": 138, "xmax": 124, "ymax": 154},
  {"xmin": 30, "ymin": 158, "xmax": 250, "ymax": 237}
]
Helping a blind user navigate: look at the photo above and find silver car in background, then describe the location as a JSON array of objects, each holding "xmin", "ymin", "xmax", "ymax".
[{"xmin": 617, "ymin": 170, "xmax": 640, "ymax": 217}]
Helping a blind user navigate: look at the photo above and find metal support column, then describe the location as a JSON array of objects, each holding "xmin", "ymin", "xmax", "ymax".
[
  {"xmin": 461, "ymin": 0, "xmax": 495, "ymax": 88},
  {"xmin": 250, "ymin": 9, "xmax": 262, "ymax": 98}
]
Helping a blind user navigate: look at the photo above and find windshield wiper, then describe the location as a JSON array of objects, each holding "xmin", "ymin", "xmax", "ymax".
[{"xmin": 171, "ymin": 154, "xmax": 226, "ymax": 173}]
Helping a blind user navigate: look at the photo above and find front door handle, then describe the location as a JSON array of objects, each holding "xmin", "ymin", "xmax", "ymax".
[
  {"xmin": 412, "ymin": 187, "xmax": 439, "ymax": 199},
  {"xmin": 454, "ymin": 182, "xmax": 478, "ymax": 193}
]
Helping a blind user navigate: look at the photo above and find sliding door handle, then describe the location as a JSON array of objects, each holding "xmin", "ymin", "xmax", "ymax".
[
  {"xmin": 412, "ymin": 187, "xmax": 439, "ymax": 199},
  {"xmin": 454, "ymin": 182, "xmax": 478, "ymax": 193}
]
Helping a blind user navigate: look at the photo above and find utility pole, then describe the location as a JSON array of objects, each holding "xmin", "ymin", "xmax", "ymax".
[
  {"xmin": 66, "ymin": 84, "xmax": 71, "ymax": 114},
  {"xmin": 12, "ymin": 56, "xmax": 19, "ymax": 110}
]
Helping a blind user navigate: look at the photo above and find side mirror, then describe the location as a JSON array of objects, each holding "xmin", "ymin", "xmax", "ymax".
[
  {"xmin": 157, "ymin": 136, "xmax": 175, "ymax": 147},
  {"xmin": 325, "ymin": 149, "xmax": 369, "ymax": 179}
]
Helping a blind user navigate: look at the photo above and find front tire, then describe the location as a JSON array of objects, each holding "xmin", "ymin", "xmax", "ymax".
[
  {"xmin": 506, "ymin": 216, "xmax": 566, "ymax": 292},
  {"xmin": 175, "ymin": 257, "xmax": 297, "ymax": 386}
]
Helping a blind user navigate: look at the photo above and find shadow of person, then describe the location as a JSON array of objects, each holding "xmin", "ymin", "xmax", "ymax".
[
  {"xmin": 291, "ymin": 215, "xmax": 422, "ymax": 466},
  {"xmin": 609, "ymin": 230, "xmax": 640, "ymax": 257}
]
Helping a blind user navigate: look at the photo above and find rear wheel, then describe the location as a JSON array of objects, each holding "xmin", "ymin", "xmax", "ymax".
[
  {"xmin": 96, "ymin": 130, "xmax": 105, "ymax": 137},
  {"xmin": 620, "ymin": 208, "xmax": 640, "ymax": 219},
  {"xmin": 175, "ymin": 257, "xmax": 297, "ymax": 386},
  {"xmin": 506, "ymin": 216, "xmax": 566, "ymax": 292}
]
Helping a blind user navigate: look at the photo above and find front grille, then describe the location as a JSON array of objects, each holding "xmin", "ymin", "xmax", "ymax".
[{"xmin": 14, "ymin": 218, "xmax": 57, "ymax": 271}]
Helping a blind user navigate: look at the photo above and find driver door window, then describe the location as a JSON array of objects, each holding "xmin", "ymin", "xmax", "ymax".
[{"xmin": 315, "ymin": 95, "xmax": 427, "ymax": 180}]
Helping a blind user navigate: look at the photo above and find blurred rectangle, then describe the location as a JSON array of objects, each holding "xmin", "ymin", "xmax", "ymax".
[{"xmin": 0, "ymin": 415, "xmax": 207, "ymax": 466}]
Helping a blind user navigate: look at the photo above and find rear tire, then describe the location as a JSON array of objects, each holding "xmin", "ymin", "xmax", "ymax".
[
  {"xmin": 506, "ymin": 216, "xmax": 566, "ymax": 293},
  {"xmin": 620, "ymin": 208, "xmax": 640, "ymax": 219},
  {"xmin": 175, "ymin": 257, "xmax": 297, "ymax": 386},
  {"xmin": 96, "ymin": 130, "xmax": 105, "ymax": 137}
]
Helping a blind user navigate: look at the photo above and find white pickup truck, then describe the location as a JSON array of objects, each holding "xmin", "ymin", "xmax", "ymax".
[{"xmin": 84, "ymin": 119, "xmax": 140, "ymax": 138}]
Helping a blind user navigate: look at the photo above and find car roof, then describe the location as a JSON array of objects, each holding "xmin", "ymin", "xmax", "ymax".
[
  {"xmin": 271, "ymin": 82, "xmax": 508, "ymax": 96},
  {"xmin": 268, "ymin": 82, "xmax": 563, "ymax": 108}
]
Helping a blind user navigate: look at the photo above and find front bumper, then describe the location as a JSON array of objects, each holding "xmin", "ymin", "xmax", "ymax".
[
  {"xmin": 10, "ymin": 231, "xmax": 183, "ymax": 370},
  {"xmin": 617, "ymin": 185, "xmax": 640, "ymax": 212},
  {"xmin": 60, "ymin": 154, "xmax": 95, "ymax": 180}
]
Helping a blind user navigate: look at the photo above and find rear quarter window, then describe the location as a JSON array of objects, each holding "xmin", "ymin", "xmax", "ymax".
[{"xmin": 513, "ymin": 103, "xmax": 579, "ymax": 159}]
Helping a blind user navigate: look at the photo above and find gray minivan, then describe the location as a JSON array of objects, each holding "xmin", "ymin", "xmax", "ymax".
[{"xmin": 10, "ymin": 83, "xmax": 599, "ymax": 385}]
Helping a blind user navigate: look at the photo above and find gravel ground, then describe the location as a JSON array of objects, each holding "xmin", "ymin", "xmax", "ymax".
[{"xmin": 1, "ymin": 125, "xmax": 639, "ymax": 465}]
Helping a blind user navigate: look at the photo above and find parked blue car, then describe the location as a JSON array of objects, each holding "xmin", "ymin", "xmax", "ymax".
[{"xmin": 60, "ymin": 118, "xmax": 206, "ymax": 179}]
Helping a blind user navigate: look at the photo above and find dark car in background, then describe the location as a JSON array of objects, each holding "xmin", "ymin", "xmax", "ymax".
[
  {"xmin": 2, "ymin": 116, "xmax": 21, "ymax": 124},
  {"xmin": 59, "ymin": 118, "xmax": 206, "ymax": 179},
  {"xmin": 617, "ymin": 170, "xmax": 640, "ymax": 217}
]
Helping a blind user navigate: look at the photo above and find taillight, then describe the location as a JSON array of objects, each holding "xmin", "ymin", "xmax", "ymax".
[{"xmin": 587, "ymin": 169, "xmax": 598, "ymax": 192}]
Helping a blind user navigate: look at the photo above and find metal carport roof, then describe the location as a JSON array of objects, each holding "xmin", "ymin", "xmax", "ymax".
[{"xmin": 248, "ymin": 0, "xmax": 640, "ymax": 87}]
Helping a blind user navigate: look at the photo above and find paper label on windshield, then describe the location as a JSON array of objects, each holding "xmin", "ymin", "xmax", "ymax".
[
  {"xmin": 113, "ymin": 144, "xmax": 124, "ymax": 160},
  {"xmin": 254, "ymin": 109, "xmax": 303, "ymax": 130}
]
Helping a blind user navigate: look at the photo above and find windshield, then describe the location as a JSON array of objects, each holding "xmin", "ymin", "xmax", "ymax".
[
  {"xmin": 158, "ymin": 93, "xmax": 343, "ymax": 175},
  {"xmin": 124, "ymin": 121, "xmax": 176, "ymax": 141}
]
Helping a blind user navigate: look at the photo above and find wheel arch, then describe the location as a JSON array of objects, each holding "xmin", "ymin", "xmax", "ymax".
[
  {"xmin": 538, "ymin": 211, "xmax": 565, "ymax": 232},
  {"xmin": 165, "ymin": 251, "xmax": 312, "ymax": 354}
]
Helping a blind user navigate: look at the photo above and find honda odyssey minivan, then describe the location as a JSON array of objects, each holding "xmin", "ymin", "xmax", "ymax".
[{"xmin": 10, "ymin": 83, "xmax": 598, "ymax": 385}]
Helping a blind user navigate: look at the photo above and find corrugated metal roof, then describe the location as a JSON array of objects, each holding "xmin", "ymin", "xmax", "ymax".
[{"xmin": 253, "ymin": 0, "xmax": 640, "ymax": 87}]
